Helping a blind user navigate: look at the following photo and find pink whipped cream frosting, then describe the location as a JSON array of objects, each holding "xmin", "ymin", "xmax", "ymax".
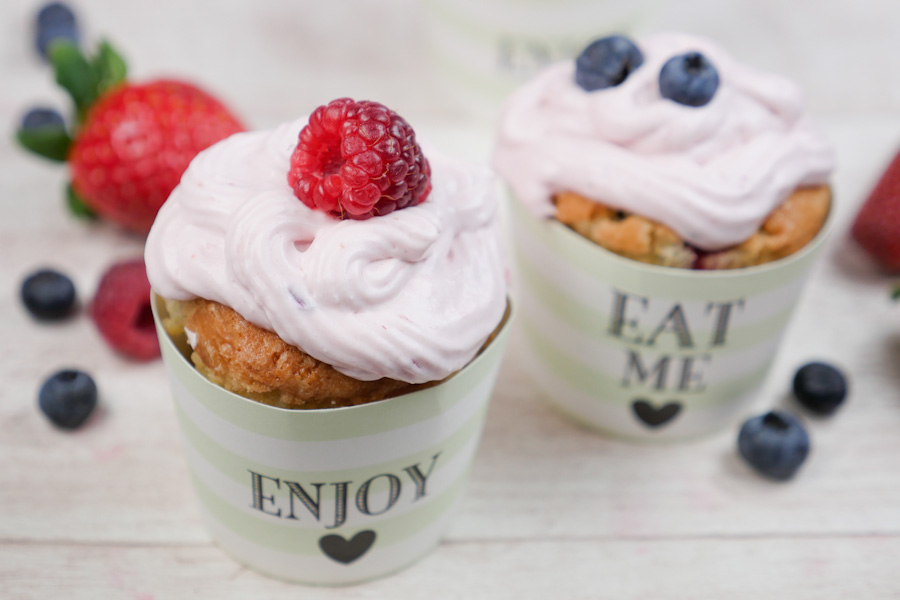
[
  {"xmin": 145, "ymin": 118, "xmax": 507, "ymax": 384},
  {"xmin": 492, "ymin": 32, "xmax": 835, "ymax": 250}
]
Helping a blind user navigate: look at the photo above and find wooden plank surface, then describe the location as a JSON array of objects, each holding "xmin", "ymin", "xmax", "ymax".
[
  {"xmin": 3, "ymin": 537, "xmax": 899, "ymax": 600},
  {"xmin": 3, "ymin": 1, "xmax": 900, "ymax": 597}
]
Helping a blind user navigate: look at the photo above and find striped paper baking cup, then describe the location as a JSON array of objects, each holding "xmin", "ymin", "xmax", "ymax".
[
  {"xmin": 508, "ymin": 194, "xmax": 831, "ymax": 442},
  {"xmin": 422, "ymin": 0, "xmax": 662, "ymax": 122},
  {"xmin": 152, "ymin": 295, "xmax": 512, "ymax": 585}
]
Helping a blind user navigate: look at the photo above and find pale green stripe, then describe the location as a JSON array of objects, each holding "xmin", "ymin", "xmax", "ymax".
[
  {"xmin": 154, "ymin": 294, "xmax": 511, "ymax": 442},
  {"xmin": 168, "ymin": 343, "xmax": 495, "ymax": 441},
  {"xmin": 521, "ymin": 317, "xmax": 771, "ymax": 409},
  {"xmin": 188, "ymin": 462, "xmax": 469, "ymax": 554},
  {"xmin": 508, "ymin": 194, "xmax": 827, "ymax": 301},
  {"xmin": 175, "ymin": 395, "xmax": 487, "ymax": 485},
  {"xmin": 517, "ymin": 257, "xmax": 799, "ymax": 354}
]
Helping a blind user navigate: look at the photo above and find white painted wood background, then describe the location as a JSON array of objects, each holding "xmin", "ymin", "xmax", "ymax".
[{"xmin": 3, "ymin": 1, "xmax": 900, "ymax": 597}]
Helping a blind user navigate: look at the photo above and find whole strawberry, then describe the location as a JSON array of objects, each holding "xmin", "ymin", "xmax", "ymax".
[
  {"xmin": 852, "ymin": 148, "xmax": 900, "ymax": 272},
  {"xmin": 16, "ymin": 40, "xmax": 244, "ymax": 233}
]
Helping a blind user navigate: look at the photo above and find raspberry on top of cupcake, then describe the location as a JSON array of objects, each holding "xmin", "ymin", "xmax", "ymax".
[
  {"xmin": 145, "ymin": 99, "xmax": 507, "ymax": 407},
  {"xmin": 492, "ymin": 32, "xmax": 835, "ymax": 269}
]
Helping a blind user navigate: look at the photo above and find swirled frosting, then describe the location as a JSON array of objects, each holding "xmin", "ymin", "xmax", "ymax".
[
  {"xmin": 145, "ymin": 119, "xmax": 507, "ymax": 384},
  {"xmin": 492, "ymin": 32, "xmax": 835, "ymax": 250}
]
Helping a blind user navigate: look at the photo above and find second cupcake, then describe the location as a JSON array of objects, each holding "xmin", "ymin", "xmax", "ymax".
[{"xmin": 493, "ymin": 33, "xmax": 835, "ymax": 441}]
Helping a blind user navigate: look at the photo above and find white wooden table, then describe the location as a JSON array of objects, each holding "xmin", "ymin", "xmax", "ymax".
[{"xmin": 3, "ymin": 1, "xmax": 900, "ymax": 597}]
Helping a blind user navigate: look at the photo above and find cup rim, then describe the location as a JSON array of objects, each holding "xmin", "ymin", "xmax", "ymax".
[
  {"xmin": 151, "ymin": 293, "xmax": 514, "ymax": 416},
  {"xmin": 508, "ymin": 189, "xmax": 835, "ymax": 280}
]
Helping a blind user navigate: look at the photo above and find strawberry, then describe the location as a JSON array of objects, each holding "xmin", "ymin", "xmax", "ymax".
[
  {"xmin": 16, "ymin": 40, "xmax": 244, "ymax": 233},
  {"xmin": 851, "ymin": 148, "xmax": 900, "ymax": 272},
  {"xmin": 69, "ymin": 80, "xmax": 245, "ymax": 232}
]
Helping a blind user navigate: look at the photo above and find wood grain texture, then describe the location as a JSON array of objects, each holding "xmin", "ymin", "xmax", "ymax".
[
  {"xmin": 4, "ymin": 119, "xmax": 900, "ymax": 596},
  {"xmin": 3, "ymin": 537, "xmax": 899, "ymax": 600},
  {"xmin": 3, "ymin": 0, "xmax": 900, "ymax": 596}
]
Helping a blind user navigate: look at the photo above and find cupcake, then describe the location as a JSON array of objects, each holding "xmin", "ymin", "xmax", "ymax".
[
  {"xmin": 493, "ymin": 32, "xmax": 834, "ymax": 269},
  {"xmin": 145, "ymin": 98, "xmax": 510, "ymax": 584},
  {"xmin": 492, "ymin": 33, "xmax": 835, "ymax": 441},
  {"xmin": 148, "ymin": 98, "xmax": 508, "ymax": 408}
]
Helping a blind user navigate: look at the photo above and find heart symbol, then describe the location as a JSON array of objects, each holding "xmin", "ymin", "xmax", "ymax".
[
  {"xmin": 631, "ymin": 399, "xmax": 682, "ymax": 428},
  {"xmin": 318, "ymin": 530, "xmax": 377, "ymax": 564}
]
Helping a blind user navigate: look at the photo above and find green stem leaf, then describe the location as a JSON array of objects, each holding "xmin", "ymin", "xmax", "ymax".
[
  {"xmin": 92, "ymin": 40, "xmax": 128, "ymax": 96},
  {"xmin": 15, "ymin": 124, "xmax": 72, "ymax": 162},
  {"xmin": 49, "ymin": 40, "xmax": 100, "ymax": 123},
  {"xmin": 892, "ymin": 285, "xmax": 900, "ymax": 301},
  {"xmin": 66, "ymin": 184, "xmax": 97, "ymax": 220}
]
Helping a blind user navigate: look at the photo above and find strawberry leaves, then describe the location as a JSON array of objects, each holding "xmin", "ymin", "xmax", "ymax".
[
  {"xmin": 16, "ymin": 39, "xmax": 127, "ymax": 216},
  {"xmin": 49, "ymin": 40, "xmax": 98, "ymax": 122},
  {"xmin": 93, "ymin": 41, "xmax": 127, "ymax": 98},
  {"xmin": 16, "ymin": 39, "xmax": 127, "ymax": 163},
  {"xmin": 48, "ymin": 39, "xmax": 128, "ymax": 125},
  {"xmin": 16, "ymin": 119, "xmax": 72, "ymax": 162},
  {"xmin": 66, "ymin": 184, "xmax": 97, "ymax": 220}
]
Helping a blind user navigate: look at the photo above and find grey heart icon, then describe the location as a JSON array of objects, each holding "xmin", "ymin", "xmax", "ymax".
[
  {"xmin": 631, "ymin": 399, "xmax": 682, "ymax": 427},
  {"xmin": 318, "ymin": 530, "xmax": 377, "ymax": 564}
]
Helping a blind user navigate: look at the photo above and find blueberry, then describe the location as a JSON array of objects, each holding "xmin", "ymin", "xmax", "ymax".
[
  {"xmin": 39, "ymin": 369, "xmax": 98, "ymax": 429},
  {"xmin": 21, "ymin": 268, "xmax": 77, "ymax": 320},
  {"xmin": 793, "ymin": 362, "xmax": 847, "ymax": 415},
  {"xmin": 35, "ymin": 2, "xmax": 79, "ymax": 58},
  {"xmin": 658, "ymin": 52, "xmax": 720, "ymax": 107},
  {"xmin": 575, "ymin": 35, "xmax": 644, "ymax": 92},
  {"xmin": 21, "ymin": 107, "xmax": 65, "ymax": 131},
  {"xmin": 37, "ymin": 2, "xmax": 76, "ymax": 28},
  {"xmin": 738, "ymin": 411, "xmax": 810, "ymax": 480}
]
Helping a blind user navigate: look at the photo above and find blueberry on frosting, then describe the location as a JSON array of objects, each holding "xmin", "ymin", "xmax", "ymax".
[
  {"xmin": 575, "ymin": 35, "xmax": 644, "ymax": 92},
  {"xmin": 659, "ymin": 51, "xmax": 720, "ymax": 107}
]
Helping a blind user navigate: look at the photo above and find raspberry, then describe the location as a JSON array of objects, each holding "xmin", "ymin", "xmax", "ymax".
[
  {"xmin": 288, "ymin": 98, "xmax": 432, "ymax": 219},
  {"xmin": 90, "ymin": 258, "xmax": 159, "ymax": 361}
]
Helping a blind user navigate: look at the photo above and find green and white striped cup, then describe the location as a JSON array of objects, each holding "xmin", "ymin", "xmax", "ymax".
[
  {"xmin": 152, "ymin": 296, "xmax": 511, "ymax": 585},
  {"xmin": 508, "ymin": 195, "xmax": 831, "ymax": 442},
  {"xmin": 423, "ymin": 0, "xmax": 662, "ymax": 123}
]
